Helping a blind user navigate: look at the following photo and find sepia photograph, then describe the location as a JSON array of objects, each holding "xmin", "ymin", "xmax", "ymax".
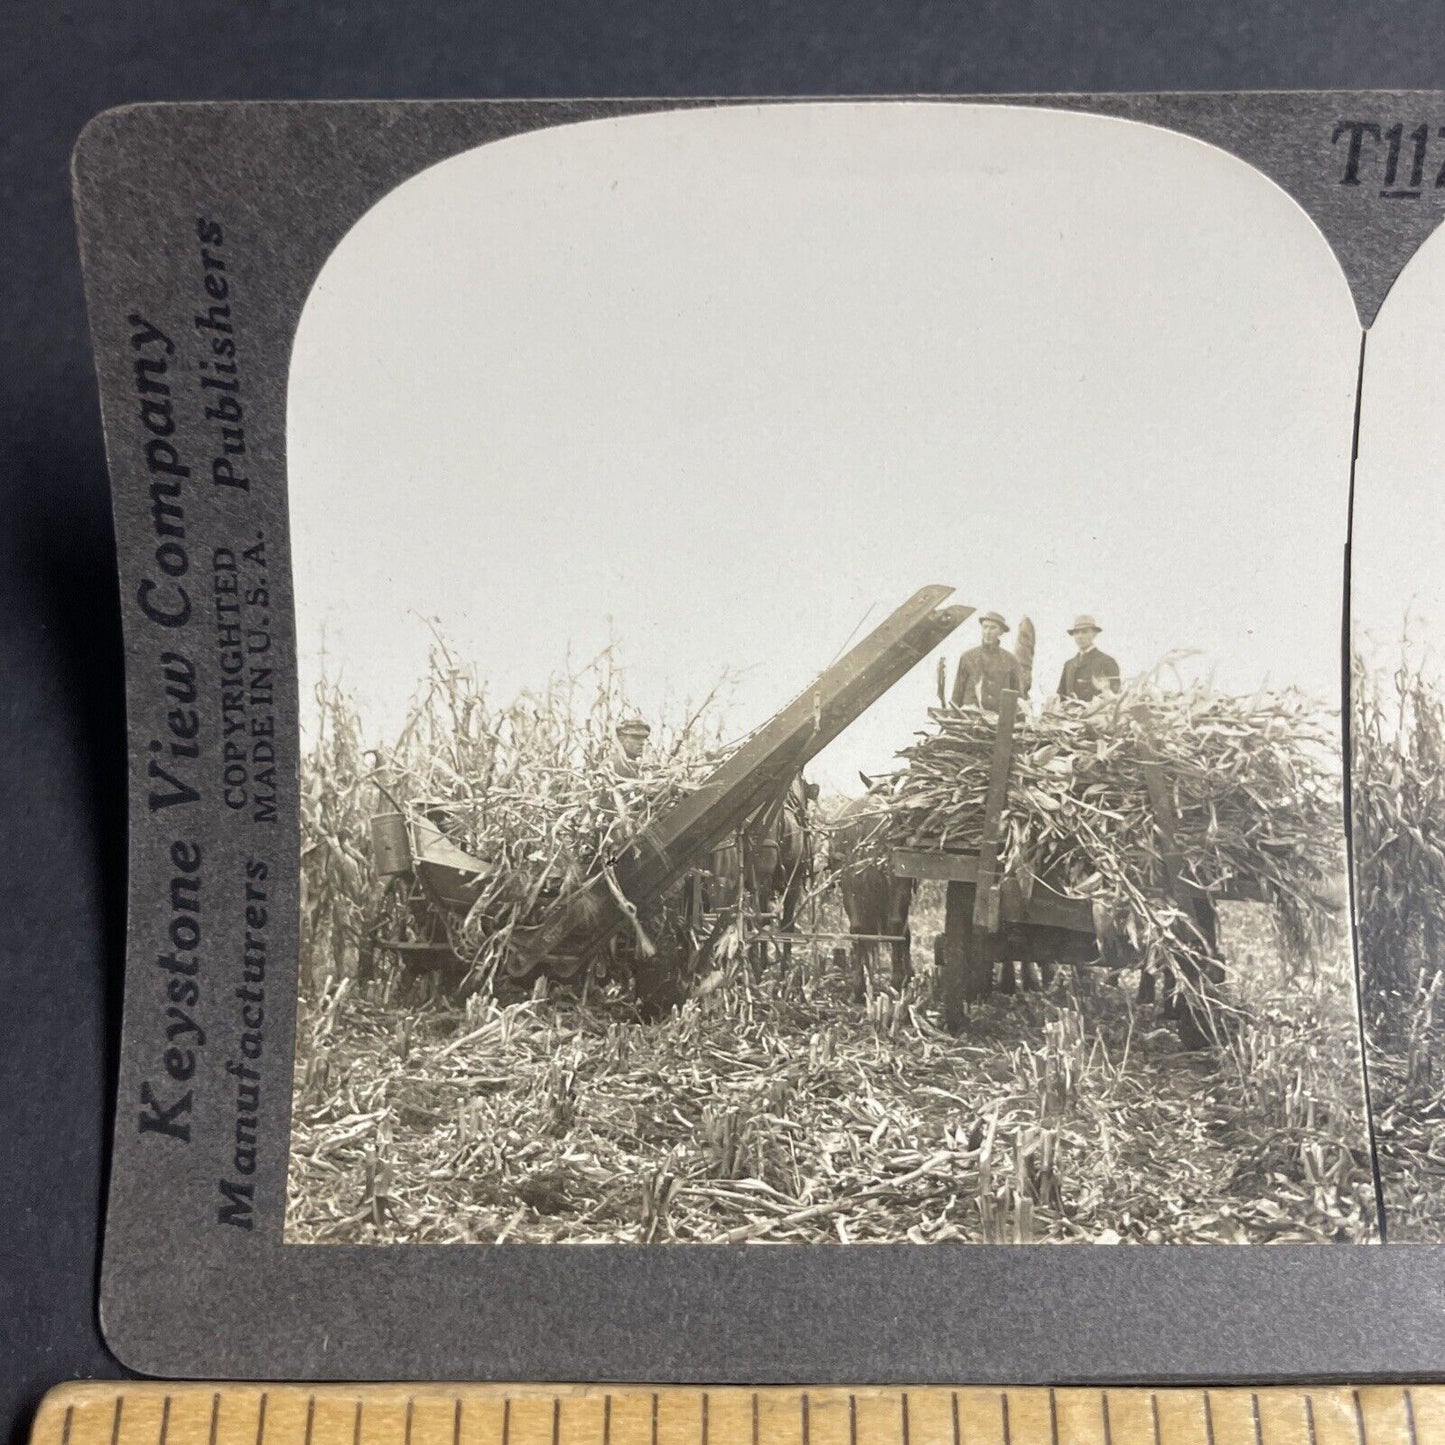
[
  {"xmin": 1352, "ymin": 219, "xmax": 1445, "ymax": 1241},
  {"xmin": 283, "ymin": 102, "xmax": 1376, "ymax": 1246}
]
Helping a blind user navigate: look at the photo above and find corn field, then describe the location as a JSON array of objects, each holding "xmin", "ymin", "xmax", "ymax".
[
  {"xmin": 288, "ymin": 653, "xmax": 1378, "ymax": 1245},
  {"xmin": 1352, "ymin": 637, "xmax": 1445, "ymax": 1239}
]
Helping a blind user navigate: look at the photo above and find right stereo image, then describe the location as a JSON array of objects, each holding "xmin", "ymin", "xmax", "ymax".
[{"xmin": 1353, "ymin": 217, "xmax": 1445, "ymax": 1241}]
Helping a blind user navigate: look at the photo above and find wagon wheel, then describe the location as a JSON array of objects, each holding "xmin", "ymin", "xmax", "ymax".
[
  {"xmin": 1136, "ymin": 752, "xmax": 1231, "ymax": 1049},
  {"xmin": 1174, "ymin": 993, "xmax": 1212, "ymax": 1051},
  {"xmin": 1162, "ymin": 956, "xmax": 1225, "ymax": 1048},
  {"xmin": 1169, "ymin": 946, "xmax": 1229, "ymax": 1050}
]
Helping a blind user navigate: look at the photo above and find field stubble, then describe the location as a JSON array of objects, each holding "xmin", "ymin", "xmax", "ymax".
[{"xmin": 286, "ymin": 897, "xmax": 1375, "ymax": 1246}]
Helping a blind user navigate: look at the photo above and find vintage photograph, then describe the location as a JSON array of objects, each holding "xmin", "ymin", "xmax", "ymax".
[
  {"xmin": 283, "ymin": 102, "xmax": 1376, "ymax": 1245},
  {"xmin": 1352, "ymin": 221, "xmax": 1445, "ymax": 1241}
]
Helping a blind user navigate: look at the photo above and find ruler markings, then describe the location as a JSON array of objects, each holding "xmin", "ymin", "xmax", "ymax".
[
  {"xmin": 1407, "ymin": 1386, "xmax": 1445, "ymax": 1445},
  {"xmin": 34, "ymin": 1386, "xmax": 1445, "ymax": 1445}
]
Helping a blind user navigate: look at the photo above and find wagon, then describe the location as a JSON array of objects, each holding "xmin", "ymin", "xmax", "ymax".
[
  {"xmin": 361, "ymin": 586, "xmax": 973, "ymax": 1009},
  {"xmin": 889, "ymin": 687, "xmax": 1227, "ymax": 1048}
]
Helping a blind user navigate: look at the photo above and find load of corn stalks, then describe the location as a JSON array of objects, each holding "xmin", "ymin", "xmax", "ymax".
[
  {"xmin": 1351, "ymin": 640, "xmax": 1445, "ymax": 1046},
  {"xmin": 880, "ymin": 678, "xmax": 1347, "ymax": 987},
  {"xmin": 300, "ymin": 639, "xmax": 730, "ymax": 995}
]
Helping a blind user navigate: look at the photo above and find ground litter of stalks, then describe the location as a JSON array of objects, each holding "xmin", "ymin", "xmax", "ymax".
[{"xmin": 286, "ymin": 908, "xmax": 1375, "ymax": 1247}]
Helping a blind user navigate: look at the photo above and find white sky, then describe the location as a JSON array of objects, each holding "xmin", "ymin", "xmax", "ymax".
[
  {"xmin": 289, "ymin": 102, "xmax": 1361, "ymax": 794},
  {"xmin": 1354, "ymin": 222, "xmax": 1445, "ymax": 672}
]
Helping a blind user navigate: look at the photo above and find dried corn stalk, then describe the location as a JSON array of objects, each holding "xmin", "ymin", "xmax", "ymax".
[{"xmin": 300, "ymin": 639, "xmax": 731, "ymax": 990}]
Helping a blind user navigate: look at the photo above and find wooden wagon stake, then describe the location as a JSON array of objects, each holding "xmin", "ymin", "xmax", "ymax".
[{"xmin": 973, "ymin": 688, "xmax": 1020, "ymax": 938}]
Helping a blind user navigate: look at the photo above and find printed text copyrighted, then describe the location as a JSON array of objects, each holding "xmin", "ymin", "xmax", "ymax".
[{"xmin": 124, "ymin": 216, "xmax": 276, "ymax": 1233}]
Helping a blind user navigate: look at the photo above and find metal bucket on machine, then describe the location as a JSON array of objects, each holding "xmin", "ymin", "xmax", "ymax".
[{"xmin": 370, "ymin": 812, "xmax": 412, "ymax": 877}]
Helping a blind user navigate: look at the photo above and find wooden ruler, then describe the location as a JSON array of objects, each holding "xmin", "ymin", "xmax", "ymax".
[{"xmin": 26, "ymin": 1385, "xmax": 1445, "ymax": 1445}]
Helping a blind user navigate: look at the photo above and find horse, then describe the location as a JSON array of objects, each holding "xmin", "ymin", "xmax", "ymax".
[
  {"xmin": 704, "ymin": 773, "xmax": 815, "ymax": 968},
  {"xmin": 826, "ymin": 779, "xmax": 914, "ymax": 995}
]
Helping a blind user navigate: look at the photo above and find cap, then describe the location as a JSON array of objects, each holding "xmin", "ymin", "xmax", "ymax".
[
  {"xmin": 979, "ymin": 610, "xmax": 1010, "ymax": 632},
  {"xmin": 616, "ymin": 718, "xmax": 652, "ymax": 737}
]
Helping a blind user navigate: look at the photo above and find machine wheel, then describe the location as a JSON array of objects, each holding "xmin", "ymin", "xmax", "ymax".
[
  {"xmin": 632, "ymin": 949, "xmax": 687, "ymax": 1019},
  {"xmin": 360, "ymin": 875, "xmax": 472, "ymax": 1004},
  {"xmin": 629, "ymin": 903, "xmax": 695, "ymax": 1020}
]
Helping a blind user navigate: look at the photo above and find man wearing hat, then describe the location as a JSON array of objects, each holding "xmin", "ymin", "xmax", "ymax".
[
  {"xmin": 610, "ymin": 717, "xmax": 651, "ymax": 779},
  {"xmin": 1057, "ymin": 616, "xmax": 1121, "ymax": 701},
  {"xmin": 951, "ymin": 611, "xmax": 1025, "ymax": 711}
]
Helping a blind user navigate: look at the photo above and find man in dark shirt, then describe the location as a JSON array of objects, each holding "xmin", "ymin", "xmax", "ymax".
[
  {"xmin": 1057, "ymin": 615, "xmax": 1121, "ymax": 701},
  {"xmin": 952, "ymin": 611, "xmax": 1025, "ymax": 710}
]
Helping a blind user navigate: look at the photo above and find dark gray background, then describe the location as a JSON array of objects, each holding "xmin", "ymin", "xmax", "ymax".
[{"xmin": 8, "ymin": 2, "xmax": 1445, "ymax": 1443}]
